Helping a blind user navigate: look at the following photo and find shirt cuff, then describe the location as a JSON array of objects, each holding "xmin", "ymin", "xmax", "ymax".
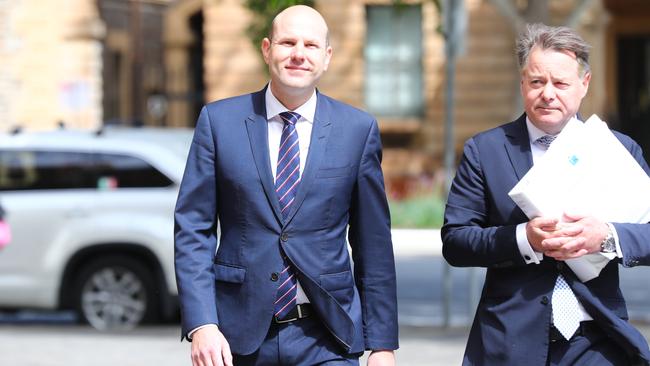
[
  {"xmin": 188, "ymin": 324, "xmax": 218, "ymax": 340},
  {"xmin": 608, "ymin": 223, "xmax": 623, "ymax": 258},
  {"xmin": 516, "ymin": 223, "xmax": 543, "ymax": 264}
]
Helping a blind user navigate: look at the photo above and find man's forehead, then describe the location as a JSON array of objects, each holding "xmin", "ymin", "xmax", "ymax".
[
  {"xmin": 523, "ymin": 65, "xmax": 579, "ymax": 79},
  {"xmin": 523, "ymin": 50, "xmax": 580, "ymax": 77},
  {"xmin": 272, "ymin": 24, "xmax": 328, "ymax": 43}
]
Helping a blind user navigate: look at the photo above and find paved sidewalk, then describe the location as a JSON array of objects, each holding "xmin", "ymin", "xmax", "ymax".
[
  {"xmin": 0, "ymin": 324, "xmax": 466, "ymax": 366},
  {"xmin": 369, "ymin": 325, "xmax": 468, "ymax": 365},
  {"xmin": 0, "ymin": 323, "xmax": 648, "ymax": 365}
]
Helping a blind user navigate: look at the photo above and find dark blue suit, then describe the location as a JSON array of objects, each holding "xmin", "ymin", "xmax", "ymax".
[
  {"xmin": 174, "ymin": 87, "xmax": 398, "ymax": 357},
  {"xmin": 442, "ymin": 114, "xmax": 650, "ymax": 365}
]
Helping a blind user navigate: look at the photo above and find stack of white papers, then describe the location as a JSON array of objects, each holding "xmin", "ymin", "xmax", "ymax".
[{"xmin": 508, "ymin": 115, "xmax": 650, "ymax": 281}]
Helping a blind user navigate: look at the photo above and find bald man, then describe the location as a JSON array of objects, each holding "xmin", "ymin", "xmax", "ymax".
[{"xmin": 174, "ymin": 5, "xmax": 398, "ymax": 366}]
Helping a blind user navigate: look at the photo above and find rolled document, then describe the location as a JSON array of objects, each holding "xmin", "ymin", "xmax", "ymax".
[{"xmin": 508, "ymin": 114, "xmax": 650, "ymax": 281}]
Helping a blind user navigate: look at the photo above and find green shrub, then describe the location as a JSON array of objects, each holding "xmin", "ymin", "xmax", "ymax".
[{"xmin": 389, "ymin": 192, "xmax": 445, "ymax": 228}]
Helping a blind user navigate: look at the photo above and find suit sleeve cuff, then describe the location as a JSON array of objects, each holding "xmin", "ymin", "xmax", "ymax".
[
  {"xmin": 516, "ymin": 223, "xmax": 543, "ymax": 264},
  {"xmin": 188, "ymin": 324, "xmax": 218, "ymax": 340}
]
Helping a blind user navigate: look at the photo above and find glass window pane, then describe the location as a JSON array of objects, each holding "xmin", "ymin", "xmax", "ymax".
[
  {"xmin": 95, "ymin": 153, "xmax": 172, "ymax": 188},
  {"xmin": 0, "ymin": 150, "xmax": 96, "ymax": 191},
  {"xmin": 365, "ymin": 5, "xmax": 423, "ymax": 118}
]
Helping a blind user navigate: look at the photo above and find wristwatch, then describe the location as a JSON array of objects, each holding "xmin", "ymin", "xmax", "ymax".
[{"xmin": 600, "ymin": 226, "xmax": 616, "ymax": 253}]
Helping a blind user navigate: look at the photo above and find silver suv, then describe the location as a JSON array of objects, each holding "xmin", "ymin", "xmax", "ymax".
[{"xmin": 0, "ymin": 126, "xmax": 192, "ymax": 330}]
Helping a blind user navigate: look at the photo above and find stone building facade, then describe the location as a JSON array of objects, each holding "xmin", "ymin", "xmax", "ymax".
[
  {"xmin": 0, "ymin": 0, "xmax": 104, "ymax": 131},
  {"xmin": 1, "ymin": 0, "xmax": 649, "ymax": 183}
]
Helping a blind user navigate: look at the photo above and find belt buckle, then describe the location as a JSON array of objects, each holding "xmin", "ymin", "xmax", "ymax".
[
  {"xmin": 274, "ymin": 305, "xmax": 303, "ymax": 324},
  {"xmin": 274, "ymin": 315, "xmax": 298, "ymax": 324}
]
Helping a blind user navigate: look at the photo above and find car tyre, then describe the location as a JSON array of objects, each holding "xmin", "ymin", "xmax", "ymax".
[{"xmin": 73, "ymin": 255, "xmax": 158, "ymax": 330}]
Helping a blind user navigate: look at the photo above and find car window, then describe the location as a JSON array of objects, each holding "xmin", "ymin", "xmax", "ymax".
[
  {"xmin": 0, "ymin": 150, "xmax": 96, "ymax": 190},
  {"xmin": 94, "ymin": 153, "xmax": 173, "ymax": 188},
  {"xmin": 0, "ymin": 150, "xmax": 173, "ymax": 191}
]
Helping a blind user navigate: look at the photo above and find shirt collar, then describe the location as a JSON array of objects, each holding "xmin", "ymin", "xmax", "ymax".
[
  {"xmin": 265, "ymin": 81, "xmax": 316, "ymax": 124},
  {"xmin": 525, "ymin": 115, "xmax": 580, "ymax": 144}
]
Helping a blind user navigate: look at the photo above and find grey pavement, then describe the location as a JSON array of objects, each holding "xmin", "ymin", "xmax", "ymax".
[
  {"xmin": 0, "ymin": 324, "xmax": 466, "ymax": 366},
  {"xmin": 1, "ymin": 323, "xmax": 649, "ymax": 365}
]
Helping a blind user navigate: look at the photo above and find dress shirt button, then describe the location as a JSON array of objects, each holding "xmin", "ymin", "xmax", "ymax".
[
  {"xmin": 280, "ymin": 233, "xmax": 289, "ymax": 242},
  {"xmin": 270, "ymin": 272, "xmax": 279, "ymax": 281},
  {"xmin": 524, "ymin": 255, "xmax": 531, "ymax": 261},
  {"xmin": 541, "ymin": 296, "xmax": 549, "ymax": 305}
]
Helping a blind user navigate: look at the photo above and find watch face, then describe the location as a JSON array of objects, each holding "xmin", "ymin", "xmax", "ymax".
[{"xmin": 602, "ymin": 237, "xmax": 616, "ymax": 253}]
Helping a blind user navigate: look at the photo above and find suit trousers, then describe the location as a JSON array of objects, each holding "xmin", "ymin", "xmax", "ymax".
[
  {"xmin": 546, "ymin": 322, "xmax": 644, "ymax": 366},
  {"xmin": 233, "ymin": 315, "xmax": 361, "ymax": 366}
]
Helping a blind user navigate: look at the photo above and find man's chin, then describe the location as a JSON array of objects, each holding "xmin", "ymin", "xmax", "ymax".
[
  {"xmin": 531, "ymin": 115, "xmax": 569, "ymax": 134},
  {"xmin": 277, "ymin": 79, "xmax": 315, "ymax": 92}
]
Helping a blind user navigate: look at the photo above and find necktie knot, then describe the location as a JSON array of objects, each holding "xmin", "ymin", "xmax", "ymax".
[
  {"xmin": 536, "ymin": 134, "xmax": 557, "ymax": 149},
  {"xmin": 279, "ymin": 111, "xmax": 301, "ymax": 126}
]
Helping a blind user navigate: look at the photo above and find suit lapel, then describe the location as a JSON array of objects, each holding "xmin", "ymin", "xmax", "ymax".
[
  {"xmin": 504, "ymin": 114, "xmax": 533, "ymax": 180},
  {"xmin": 283, "ymin": 92, "xmax": 332, "ymax": 225},
  {"xmin": 245, "ymin": 90, "xmax": 283, "ymax": 223}
]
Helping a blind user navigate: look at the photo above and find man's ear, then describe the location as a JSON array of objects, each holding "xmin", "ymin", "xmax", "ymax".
[
  {"xmin": 261, "ymin": 38, "xmax": 271, "ymax": 64},
  {"xmin": 581, "ymin": 72, "xmax": 591, "ymax": 98},
  {"xmin": 323, "ymin": 46, "xmax": 333, "ymax": 71}
]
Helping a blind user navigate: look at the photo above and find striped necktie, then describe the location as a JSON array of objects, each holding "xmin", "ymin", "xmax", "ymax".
[
  {"xmin": 276, "ymin": 111, "xmax": 302, "ymax": 219},
  {"xmin": 273, "ymin": 111, "xmax": 301, "ymax": 319}
]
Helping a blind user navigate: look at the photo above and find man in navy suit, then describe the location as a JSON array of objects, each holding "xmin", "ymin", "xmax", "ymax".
[
  {"xmin": 442, "ymin": 23, "xmax": 650, "ymax": 365},
  {"xmin": 174, "ymin": 5, "xmax": 398, "ymax": 366}
]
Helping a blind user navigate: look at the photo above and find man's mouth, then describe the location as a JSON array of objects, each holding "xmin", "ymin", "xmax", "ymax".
[{"xmin": 285, "ymin": 65, "xmax": 309, "ymax": 72}]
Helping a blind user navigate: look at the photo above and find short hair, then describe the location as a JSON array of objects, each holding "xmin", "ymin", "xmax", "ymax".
[{"xmin": 516, "ymin": 23, "xmax": 591, "ymax": 77}]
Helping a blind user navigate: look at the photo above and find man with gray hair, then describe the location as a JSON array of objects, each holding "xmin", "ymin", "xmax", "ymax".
[{"xmin": 442, "ymin": 23, "xmax": 650, "ymax": 365}]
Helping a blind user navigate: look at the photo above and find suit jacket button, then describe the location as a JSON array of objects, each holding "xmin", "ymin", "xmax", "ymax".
[
  {"xmin": 541, "ymin": 296, "xmax": 549, "ymax": 305},
  {"xmin": 281, "ymin": 233, "xmax": 289, "ymax": 242},
  {"xmin": 271, "ymin": 272, "xmax": 279, "ymax": 281}
]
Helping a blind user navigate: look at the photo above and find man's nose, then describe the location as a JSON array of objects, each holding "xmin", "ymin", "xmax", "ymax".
[
  {"xmin": 541, "ymin": 82, "xmax": 555, "ymax": 101},
  {"xmin": 291, "ymin": 42, "xmax": 305, "ymax": 61}
]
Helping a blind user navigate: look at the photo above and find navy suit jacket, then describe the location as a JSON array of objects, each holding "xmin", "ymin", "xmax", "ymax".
[
  {"xmin": 174, "ymin": 87, "xmax": 399, "ymax": 355},
  {"xmin": 442, "ymin": 114, "xmax": 650, "ymax": 365}
]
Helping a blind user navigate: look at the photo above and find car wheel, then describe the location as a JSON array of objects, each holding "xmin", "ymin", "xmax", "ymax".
[{"xmin": 74, "ymin": 255, "xmax": 157, "ymax": 330}]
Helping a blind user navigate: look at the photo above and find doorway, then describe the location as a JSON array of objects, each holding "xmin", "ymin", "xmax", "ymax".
[{"xmin": 617, "ymin": 35, "xmax": 650, "ymax": 162}]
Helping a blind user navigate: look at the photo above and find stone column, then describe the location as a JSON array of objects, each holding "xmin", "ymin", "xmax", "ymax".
[
  {"xmin": 60, "ymin": 0, "xmax": 106, "ymax": 129},
  {"xmin": 164, "ymin": 1, "xmax": 196, "ymax": 128}
]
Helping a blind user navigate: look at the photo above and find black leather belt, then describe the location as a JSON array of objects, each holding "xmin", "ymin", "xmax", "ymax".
[
  {"xmin": 549, "ymin": 321, "xmax": 600, "ymax": 342},
  {"xmin": 274, "ymin": 304, "xmax": 312, "ymax": 324}
]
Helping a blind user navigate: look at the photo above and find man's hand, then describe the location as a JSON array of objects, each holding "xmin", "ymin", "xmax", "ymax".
[
  {"xmin": 191, "ymin": 326, "xmax": 233, "ymax": 366},
  {"xmin": 541, "ymin": 213, "xmax": 609, "ymax": 260},
  {"xmin": 526, "ymin": 217, "xmax": 561, "ymax": 252},
  {"xmin": 367, "ymin": 350, "xmax": 395, "ymax": 366}
]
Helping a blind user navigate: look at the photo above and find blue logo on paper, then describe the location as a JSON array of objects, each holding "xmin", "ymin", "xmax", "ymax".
[{"xmin": 568, "ymin": 155, "xmax": 579, "ymax": 165}]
